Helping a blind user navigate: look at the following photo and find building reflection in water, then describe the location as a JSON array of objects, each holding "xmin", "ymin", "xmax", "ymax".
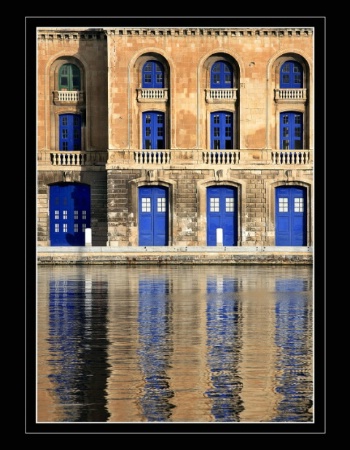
[{"xmin": 36, "ymin": 265, "xmax": 313, "ymax": 423}]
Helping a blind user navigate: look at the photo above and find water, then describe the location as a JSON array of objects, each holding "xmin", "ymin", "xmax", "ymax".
[{"xmin": 36, "ymin": 264, "xmax": 313, "ymax": 424}]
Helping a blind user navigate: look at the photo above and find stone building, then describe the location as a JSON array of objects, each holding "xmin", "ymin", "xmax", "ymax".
[{"xmin": 37, "ymin": 26, "xmax": 314, "ymax": 248}]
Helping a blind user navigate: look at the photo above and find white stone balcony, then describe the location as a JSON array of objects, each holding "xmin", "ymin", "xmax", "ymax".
[
  {"xmin": 37, "ymin": 151, "xmax": 107, "ymax": 167},
  {"xmin": 106, "ymin": 148, "xmax": 313, "ymax": 168},
  {"xmin": 53, "ymin": 90, "xmax": 85, "ymax": 105},
  {"xmin": 205, "ymin": 88, "xmax": 238, "ymax": 103},
  {"xmin": 37, "ymin": 149, "xmax": 313, "ymax": 168},
  {"xmin": 136, "ymin": 88, "xmax": 168, "ymax": 102},
  {"xmin": 274, "ymin": 88, "xmax": 307, "ymax": 102}
]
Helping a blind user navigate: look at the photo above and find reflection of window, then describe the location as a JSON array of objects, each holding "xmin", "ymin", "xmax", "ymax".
[
  {"xmin": 142, "ymin": 61, "xmax": 164, "ymax": 88},
  {"xmin": 59, "ymin": 63, "xmax": 81, "ymax": 90},
  {"xmin": 280, "ymin": 112, "xmax": 303, "ymax": 150},
  {"xmin": 210, "ymin": 61, "xmax": 233, "ymax": 88},
  {"xmin": 280, "ymin": 61, "xmax": 302, "ymax": 89}
]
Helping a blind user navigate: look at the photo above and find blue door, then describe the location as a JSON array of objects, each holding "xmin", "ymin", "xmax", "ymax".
[
  {"xmin": 275, "ymin": 186, "xmax": 307, "ymax": 246},
  {"xmin": 59, "ymin": 114, "xmax": 81, "ymax": 150},
  {"xmin": 139, "ymin": 186, "xmax": 168, "ymax": 246},
  {"xmin": 50, "ymin": 183, "xmax": 91, "ymax": 246},
  {"xmin": 280, "ymin": 112, "xmax": 303, "ymax": 150},
  {"xmin": 143, "ymin": 111, "xmax": 165, "ymax": 149},
  {"xmin": 207, "ymin": 186, "xmax": 237, "ymax": 246},
  {"xmin": 210, "ymin": 112, "xmax": 233, "ymax": 149}
]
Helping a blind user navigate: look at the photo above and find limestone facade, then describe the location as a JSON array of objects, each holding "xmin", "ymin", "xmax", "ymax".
[{"xmin": 37, "ymin": 26, "xmax": 314, "ymax": 247}]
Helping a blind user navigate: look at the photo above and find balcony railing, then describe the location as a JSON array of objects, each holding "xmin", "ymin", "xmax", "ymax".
[
  {"xmin": 38, "ymin": 151, "xmax": 107, "ymax": 167},
  {"xmin": 137, "ymin": 88, "xmax": 168, "ymax": 102},
  {"xmin": 53, "ymin": 90, "xmax": 85, "ymax": 105},
  {"xmin": 205, "ymin": 88, "xmax": 238, "ymax": 103},
  {"xmin": 37, "ymin": 149, "xmax": 312, "ymax": 168},
  {"xmin": 106, "ymin": 149, "xmax": 313, "ymax": 167},
  {"xmin": 274, "ymin": 88, "xmax": 307, "ymax": 102}
]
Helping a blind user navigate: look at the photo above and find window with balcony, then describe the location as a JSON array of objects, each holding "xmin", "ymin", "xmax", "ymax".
[
  {"xmin": 138, "ymin": 60, "xmax": 168, "ymax": 102},
  {"xmin": 206, "ymin": 60, "xmax": 237, "ymax": 103},
  {"xmin": 275, "ymin": 60, "xmax": 306, "ymax": 102}
]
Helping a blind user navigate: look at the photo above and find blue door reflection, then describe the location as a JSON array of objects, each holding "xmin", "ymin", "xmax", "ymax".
[
  {"xmin": 274, "ymin": 278, "xmax": 313, "ymax": 422},
  {"xmin": 137, "ymin": 278, "xmax": 175, "ymax": 421},
  {"xmin": 205, "ymin": 276, "xmax": 244, "ymax": 421}
]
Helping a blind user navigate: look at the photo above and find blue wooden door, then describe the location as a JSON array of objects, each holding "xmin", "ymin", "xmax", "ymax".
[
  {"xmin": 207, "ymin": 186, "xmax": 237, "ymax": 246},
  {"xmin": 139, "ymin": 186, "xmax": 168, "ymax": 246},
  {"xmin": 143, "ymin": 111, "xmax": 165, "ymax": 149},
  {"xmin": 275, "ymin": 186, "xmax": 307, "ymax": 246},
  {"xmin": 59, "ymin": 114, "xmax": 81, "ymax": 150},
  {"xmin": 50, "ymin": 183, "xmax": 90, "ymax": 246},
  {"xmin": 210, "ymin": 112, "xmax": 233, "ymax": 149},
  {"xmin": 280, "ymin": 112, "xmax": 303, "ymax": 150}
]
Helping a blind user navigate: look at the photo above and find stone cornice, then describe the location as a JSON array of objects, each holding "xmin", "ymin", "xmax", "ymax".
[{"xmin": 37, "ymin": 27, "xmax": 313, "ymax": 41}]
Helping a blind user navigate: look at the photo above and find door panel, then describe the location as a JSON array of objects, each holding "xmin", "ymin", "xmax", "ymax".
[
  {"xmin": 275, "ymin": 186, "xmax": 307, "ymax": 246},
  {"xmin": 207, "ymin": 186, "xmax": 237, "ymax": 246},
  {"xmin": 139, "ymin": 186, "xmax": 168, "ymax": 246},
  {"xmin": 50, "ymin": 183, "xmax": 90, "ymax": 246}
]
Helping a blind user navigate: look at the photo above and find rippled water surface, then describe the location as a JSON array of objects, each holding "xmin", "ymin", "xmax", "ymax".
[{"xmin": 36, "ymin": 264, "xmax": 313, "ymax": 424}]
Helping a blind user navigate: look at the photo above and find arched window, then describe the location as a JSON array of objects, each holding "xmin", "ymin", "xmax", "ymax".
[
  {"xmin": 142, "ymin": 61, "xmax": 164, "ymax": 89},
  {"xmin": 210, "ymin": 61, "xmax": 233, "ymax": 89},
  {"xmin": 210, "ymin": 112, "xmax": 233, "ymax": 149},
  {"xmin": 59, "ymin": 114, "xmax": 82, "ymax": 150},
  {"xmin": 59, "ymin": 63, "xmax": 81, "ymax": 91},
  {"xmin": 280, "ymin": 112, "xmax": 303, "ymax": 150},
  {"xmin": 280, "ymin": 61, "xmax": 302, "ymax": 89}
]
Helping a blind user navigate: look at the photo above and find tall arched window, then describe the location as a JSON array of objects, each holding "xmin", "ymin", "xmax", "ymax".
[
  {"xmin": 280, "ymin": 61, "xmax": 302, "ymax": 89},
  {"xmin": 142, "ymin": 61, "xmax": 164, "ymax": 89},
  {"xmin": 59, "ymin": 63, "xmax": 81, "ymax": 91},
  {"xmin": 280, "ymin": 112, "xmax": 303, "ymax": 150},
  {"xmin": 210, "ymin": 61, "xmax": 233, "ymax": 89}
]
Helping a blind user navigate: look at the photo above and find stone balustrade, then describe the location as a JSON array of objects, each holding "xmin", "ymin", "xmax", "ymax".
[{"xmin": 38, "ymin": 148, "xmax": 313, "ymax": 167}]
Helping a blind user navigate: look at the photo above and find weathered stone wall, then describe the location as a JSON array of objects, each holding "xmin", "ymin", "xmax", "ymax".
[{"xmin": 37, "ymin": 27, "xmax": 314, "ymax": 248}]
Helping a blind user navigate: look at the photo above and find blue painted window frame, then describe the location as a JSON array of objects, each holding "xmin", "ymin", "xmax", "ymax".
[
  {"xmin": 142, "ymin": 61, "xmax": 164, "ymax": 89},
  {"xmin": 280, "ymin": 61, "xmax": 302, "ymax": 89},
  {"xmin": 210, "ymin": 61, "xmax": 233, "ymax": 88}
]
